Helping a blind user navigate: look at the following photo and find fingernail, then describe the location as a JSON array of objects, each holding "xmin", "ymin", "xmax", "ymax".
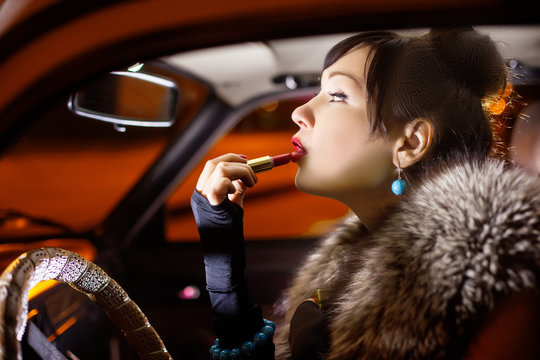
[{"xmin": 238, "ymin": 154, "xmax": 247, "ymax": 159}]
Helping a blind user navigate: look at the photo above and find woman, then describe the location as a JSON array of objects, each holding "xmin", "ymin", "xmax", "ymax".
[{"xmin": 191, "ymin": 28, "xmax": 540, "ymax": 359}]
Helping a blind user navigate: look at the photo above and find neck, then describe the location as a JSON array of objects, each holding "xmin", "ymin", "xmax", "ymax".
[{"xmin": 339, "ymin": 189, "xmax": 398, "ymax": 232}]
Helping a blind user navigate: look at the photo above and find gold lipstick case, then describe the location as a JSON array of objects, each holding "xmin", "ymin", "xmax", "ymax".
[{"xmin": 247, "ymin": 156, "xmax": 273, "ymax": 173}]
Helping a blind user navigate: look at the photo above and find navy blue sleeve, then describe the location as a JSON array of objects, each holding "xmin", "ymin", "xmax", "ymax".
[
  {"xmin": 191, "ymin": 190, "xmax": 274, "ymax": 357},
  {"xmin": 190, "ymin": 189, "xmax": 252, "ymax": 317}
]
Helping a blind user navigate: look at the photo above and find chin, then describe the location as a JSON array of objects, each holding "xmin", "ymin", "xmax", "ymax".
[{"xmin": 294, "ymin": 172, "xmax": 320, "ymax": 195}]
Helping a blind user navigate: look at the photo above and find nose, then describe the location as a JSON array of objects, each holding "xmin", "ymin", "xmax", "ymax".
[{"xmin": 291, "ymin": 101, "xmax": 314, "ymax": 129}]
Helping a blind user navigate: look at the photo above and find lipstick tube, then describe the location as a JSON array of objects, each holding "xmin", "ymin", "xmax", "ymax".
[
  {"xmin": 248, "ymin": 153, "xmax": 291, "ymax": 173},
  {"xmin": 248, "ymin": 156, "xmax": 274, "ymax": 173}
]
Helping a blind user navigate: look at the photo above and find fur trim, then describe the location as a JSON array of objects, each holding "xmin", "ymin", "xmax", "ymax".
[{"xmin": 274, "ymin": 159, "xmax": 540, "ymax": 359}]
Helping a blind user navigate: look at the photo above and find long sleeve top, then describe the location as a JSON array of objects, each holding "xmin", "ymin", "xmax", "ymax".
[
  {"xmin": 191, "ymin": 190, "xmax": 329, "ymax": 359},
  {"xmin": 190, "ymin": 190, "xmax": 274, "ymax": 357}
]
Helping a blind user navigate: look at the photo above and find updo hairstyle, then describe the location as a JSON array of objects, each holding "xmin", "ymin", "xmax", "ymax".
[{"xmin": 324, "ymin": 28, "xmax": 507, "ymax": 181}]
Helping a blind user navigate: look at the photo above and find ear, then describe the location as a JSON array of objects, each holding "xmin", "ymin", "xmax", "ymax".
[{"xmin": 392, "ymin": 118, "xmax": 434, "ymax": 168}]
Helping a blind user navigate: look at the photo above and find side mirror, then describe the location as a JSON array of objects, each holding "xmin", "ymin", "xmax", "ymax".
[{"xmin": 68, "ymin": 71, "xmax": 179, "ymax": 128}]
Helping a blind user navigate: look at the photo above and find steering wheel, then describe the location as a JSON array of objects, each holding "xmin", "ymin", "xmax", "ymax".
[{"xmin": 0, "ymin": 247, "xmax": 172, "ymax": 360}]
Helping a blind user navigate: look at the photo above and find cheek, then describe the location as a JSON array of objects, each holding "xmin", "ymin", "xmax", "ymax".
[
  {"xmin": 345, "ymin": 141, "xmax": 393, "ymax": 186},
  {"xmin": 296, "ymin": 124, "xmax": 393, "ymax": 195}
]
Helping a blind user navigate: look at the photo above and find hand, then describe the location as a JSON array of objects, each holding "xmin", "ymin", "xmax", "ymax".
[{"xmin": 196, "ymin": 153, "xmax": 258, "ymax": 207}]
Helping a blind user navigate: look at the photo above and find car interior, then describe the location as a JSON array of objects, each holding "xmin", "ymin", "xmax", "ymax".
[{"xmin": 0, "ymin": 2, "xmax": 538, "ymax": 357}]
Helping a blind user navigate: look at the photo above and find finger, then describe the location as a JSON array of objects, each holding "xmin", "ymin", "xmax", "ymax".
[
  {"xmin": 206, "ymin": 177, "xmax": 237, "ymax": 205},
  {"xmin": 196, "ymin": 154, "xmax": 248, "ymax": 192},
  {"xmin": 211, "ymin": 162, "xmax": 257, "ymax": 188},
  {"xmin": 202, "ymin": 163, "xmax": 255, "ymax": 205},
  {"xmin": 228, "ymin": 180, "xmax": 248, "ymax": 206}
]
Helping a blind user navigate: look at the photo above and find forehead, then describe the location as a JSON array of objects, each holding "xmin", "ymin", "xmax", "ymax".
[{"xmin": 321, "ymin": 46, "xmax": 372, "ymax": 84}]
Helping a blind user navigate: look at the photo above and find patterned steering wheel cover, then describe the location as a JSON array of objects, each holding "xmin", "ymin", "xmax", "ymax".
[{"xmin": 0, "ymin": 248, "xmax": 172, "ymax": 360}]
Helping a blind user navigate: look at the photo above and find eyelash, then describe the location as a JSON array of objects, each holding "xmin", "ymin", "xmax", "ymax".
[{"xmin": 327, "ymin": 91, "xmax": 347, "ymax": 102}]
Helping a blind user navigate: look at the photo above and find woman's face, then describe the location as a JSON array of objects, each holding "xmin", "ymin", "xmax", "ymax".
[{"xmin": 291, "ymin": 46, "xmax": 395, "ymax": 201}]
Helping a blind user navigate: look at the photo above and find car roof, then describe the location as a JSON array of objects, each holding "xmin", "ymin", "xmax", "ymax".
[{"xmin": 163, "ymin": 27, "xmax": 540, "ymax": 106}]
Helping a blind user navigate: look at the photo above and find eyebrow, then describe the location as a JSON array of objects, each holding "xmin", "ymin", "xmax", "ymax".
[{"xmin": 328, "ymin": 71, "xmax": 363, "ymax": 88}]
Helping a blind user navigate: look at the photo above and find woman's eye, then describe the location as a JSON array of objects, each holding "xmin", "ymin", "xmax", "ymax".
[{"xmin": 327, "ymin": 91, "xmax": 347, "ymax": 102}]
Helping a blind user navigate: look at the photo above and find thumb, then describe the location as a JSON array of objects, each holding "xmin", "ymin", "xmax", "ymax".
[{"xmin": 228, "ymin": 180, "xmax": 248, "ymax": 207}]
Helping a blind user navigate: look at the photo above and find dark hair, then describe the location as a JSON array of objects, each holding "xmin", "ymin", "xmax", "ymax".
[{"xmin": 324, "ymin": 28, "xmax": 507, "ymax": 180}]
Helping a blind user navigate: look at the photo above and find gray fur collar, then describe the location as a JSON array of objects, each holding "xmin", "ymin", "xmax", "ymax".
[{"xmin": 274, "ymin": 159, "xmax": 540, "ymax": 359}]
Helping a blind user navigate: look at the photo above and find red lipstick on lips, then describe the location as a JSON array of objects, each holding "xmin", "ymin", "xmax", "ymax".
[{"xmin": 291, "ymin": 137, "xmax": 307, "ymax": 162}]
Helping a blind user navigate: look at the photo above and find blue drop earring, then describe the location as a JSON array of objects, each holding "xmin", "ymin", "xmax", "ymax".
[{"xmin": 391, "ymin": 167, "xmax": 407, "ymax": 196}]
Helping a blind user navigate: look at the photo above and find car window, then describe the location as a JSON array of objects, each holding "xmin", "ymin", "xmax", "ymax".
[{"xmin": 0, "ymin": 62, "xmax": 208, "ymax": 240}]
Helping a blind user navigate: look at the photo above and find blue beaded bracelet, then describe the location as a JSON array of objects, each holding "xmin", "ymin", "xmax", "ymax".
[{"xmin": 210, "ymin": 319, "xmax": 275, "ymax": 359}]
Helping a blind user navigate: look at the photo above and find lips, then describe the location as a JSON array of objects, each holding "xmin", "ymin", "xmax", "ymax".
[{"xmin": 291, "ymin": 137, "xmax": 307, "ymax": 162}]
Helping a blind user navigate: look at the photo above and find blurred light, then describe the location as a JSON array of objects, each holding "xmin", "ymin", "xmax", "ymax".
[
  {"xmin": 27, "ymin": 308, "xmax": 39, "ymax": 320},
  {"xmin": 178, "ymin": 285, "xmax": 200, "ymax": 300},
  {"xmin": 509, "ymin": 59, "xmax": 518, "ymax": 69},
  {"xmin": 285, "ymin": 75, "xmax": 298, "ymax": 90},
  {"xmin": 261, "ymin": 101, "xmax": 279, "ymax": 112},
  {"xmin": 29, "ymin": 279, "xmax": 58, "ymax": 299},
  {"xmin": 10, "ymin": 217, "xmax": 28, "ymax": 229},
  {"xmin": 489, "ymin": 98, "xmax": 506, "ymax": 115},
  {"xmin": 113, "ymin": 124, "xmax": 127, "ymax": 133},
  {"xmin": 48, "ymin": 316, "xmax": 77, "ymax": 342},
  {"xmin": 128, "ymin": 62, "xmax": 144, "ymax": 72}
]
